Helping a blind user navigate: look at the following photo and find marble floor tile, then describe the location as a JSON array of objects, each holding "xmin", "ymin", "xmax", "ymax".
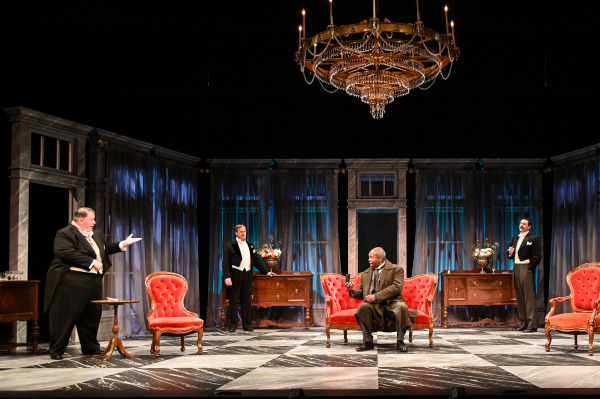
[
  {"xmin": 218, "ymin": 366, "xmax": 379, "ymax": 391},
  {"xmin": 0, "ymin": 367, "xmax": 127, "ymax": 391},
  {"xmin": 501, "ymin": 365, "xmax": 600, "ymax": 388},
  {"xmin": 378, "ymin": 353, "xmax": 496, "ymax": 367},
  {"xmin": 378, "ymin": 366, "xmax": 535, "ymax": 391},
  {"xmin": 224, "ymin": 339, "xmax": 311, "ymax": 347},
  {"xmin": 2, "ymin": 326, "xmax": 600, "ymax": 397},
  {"xmin": 264, "ymin": 354, "xmax": 378, "ymax": 368},
  {"xmin": 480, "ymin": 353, "xmax": 600, "ymax": 366},
  {"xmin": 460, "ymin": 343, "xmax": 551, "ymax": 355},
  {"xmin": 59, "ymin": 367, "xmax": 251, "ymax": 394},
  {"xmin": 143, "ymin": 354, "xmax": 279, "ymax": 368}
]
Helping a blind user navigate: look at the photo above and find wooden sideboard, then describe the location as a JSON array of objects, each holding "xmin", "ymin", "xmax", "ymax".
[
  {"xmin": 440, "ymin": 270, "xmax": 517, "ymax": 328},
  {"xmin": 221, "ymin": 270, "xmax": 313, "ymax": 329},
  {"xmin": 0, "ymin": 280, "xmax": 39, "ymax": 352}
]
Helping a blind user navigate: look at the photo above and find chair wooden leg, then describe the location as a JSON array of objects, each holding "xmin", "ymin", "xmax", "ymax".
[
  {"xmin": 544, "ymin": 326, "xmax": 552, "ymax": 352},
  {"xmin": 343, "ymin": 329, "xmax": 348, "ymax": 343},
  {"xmin": 428, "ymin": 325, "xmax": 434, "ymax": 348},
  {"xmin": 180, "ymin": 336, "xmax": 186, "ymax": 352},
  {"xmin": 150, "ymin": 330, "xmax": 156, "ymax": 354},
  {"xmin": 409, "ymin": 326, "xmax": 413, "ymax": 343},
  {"xmin": 588, "ymin": 331, "xmax": 594, "ymax": 356},
  {"xmin": 325, "ymin": 325, "xmax": 331, "ymax": 348},
  {"xmin": 574, "ymin": 334, "xmax": 578, "ymax": 350},
  {"xmin": 197, "ymin": 328, "xmax": 204, "ymax": 354},
  {"xmin": 153, "ymin": 330, "xmax": 162, "ymax": 358}
]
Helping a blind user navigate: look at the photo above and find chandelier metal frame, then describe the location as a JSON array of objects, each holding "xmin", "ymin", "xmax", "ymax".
[{"xmin": 295, "ymin": 0, "xmax": 460, "ymax": 119}]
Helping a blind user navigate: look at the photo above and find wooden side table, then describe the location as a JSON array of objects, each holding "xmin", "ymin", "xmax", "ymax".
[
  {"xmin": 91, "ymin": 299, "xmax": 140, "ymax": 361},
  {"xmin": 0, "ymin": 280, "xmax": 39, "ymax": 353},
  {"xmin": 221, "ymin": 270, "xmax": 313, "ymax": 329},
  {"xmin": 440, "ymin": 270, "xmax": 517, "ymax": 328}
]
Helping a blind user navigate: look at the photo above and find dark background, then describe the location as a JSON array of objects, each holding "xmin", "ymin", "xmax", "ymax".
[
  {"xmin": 0, "ymin": 1, "xmax": 596, "ymax": 160},
  {"xmin": 0, "ymin": 1, "xmax": 596, "ymax": 334}
]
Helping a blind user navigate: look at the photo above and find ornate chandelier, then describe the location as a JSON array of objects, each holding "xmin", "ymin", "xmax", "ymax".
[{"xmin": 295, "ymin": 0, "xmax": 460, "ymax": 119}]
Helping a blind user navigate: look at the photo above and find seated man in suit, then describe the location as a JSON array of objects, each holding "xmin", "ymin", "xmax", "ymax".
[{"xmin": 346, "ymin": 247, "xmax": 416, "ymax": 352}]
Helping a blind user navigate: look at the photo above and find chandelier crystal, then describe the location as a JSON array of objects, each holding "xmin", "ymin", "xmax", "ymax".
[{"xmin": 295, "ymin": 0, "xmax": 460, "ymax": 119}]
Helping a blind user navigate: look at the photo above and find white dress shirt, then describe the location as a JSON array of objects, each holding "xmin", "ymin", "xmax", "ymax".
[
  {"xmin": 514, "ymin": 232, "xmax": 529, "ymax": 264},
  {"xmin": 237, "ymin": 238, "xmax": 251, "ymax": 271}
]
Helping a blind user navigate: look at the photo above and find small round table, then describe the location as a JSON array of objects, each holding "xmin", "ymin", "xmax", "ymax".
[{"xmin": 91, "ymin": 299, "xmax": 140, "ymax": 361}]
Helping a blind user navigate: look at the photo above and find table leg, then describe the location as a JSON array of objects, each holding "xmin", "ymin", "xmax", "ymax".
[{"xmin": 93, "ymin": 304, "xmax": 137, "ymax": 361}]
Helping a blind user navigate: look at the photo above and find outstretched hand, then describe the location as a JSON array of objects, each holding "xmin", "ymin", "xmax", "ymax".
[{"xmin": 122, "ymin": 234, "xmax": 142, "ymax": 248}]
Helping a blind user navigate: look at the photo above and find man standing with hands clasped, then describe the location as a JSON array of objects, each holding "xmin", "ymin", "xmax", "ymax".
[
  {"xmin": 223, "ymin": 224, "xmax": 276, "ymax": 333},
  {"xmin": 507, "ymin": 217, "xmax": 541, "ymax": 333}
]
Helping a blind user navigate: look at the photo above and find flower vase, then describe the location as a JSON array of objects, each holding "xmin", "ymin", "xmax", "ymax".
[
  {"xmin": 476, "ymin": 256, "xmax": 489, "ymax": 273},
  {"xmin": 265, "ymin": 257, "xmax": 279, "ymax": 272}
]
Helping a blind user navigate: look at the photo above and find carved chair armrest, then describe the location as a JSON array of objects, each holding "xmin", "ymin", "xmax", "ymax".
[
  {"xmin": 425, "ymin": 296, "xmax": 434, "ymax": 320},
  {"xmin": 325, "ymin": 296, "xmax": 332, "ymax": 318},
  {"xmin": 545, "ymin": 295, "xmax": 571, "ymax": 320},
  {"xmin": 591, "ymin": 298, "xmax": 600, "ymax": 326}
]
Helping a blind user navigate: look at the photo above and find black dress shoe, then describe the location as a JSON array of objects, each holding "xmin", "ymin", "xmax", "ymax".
[
  {"xmin": 50, "ymin": 354, "xmax": 63, "ymax": 360},
  {"xmin": 243, "ymin": 328, "xmax": 254, "ymax": 332},
  {"xmin": 397, "ymin": 340, "xmax": 408, "ymax": 352},
  {"xmin": 228, "ymin": 327, "xmax": 236, "ymax": 333},
  {"xmin": 513, "ymin": 326, "xmax": 526, "ymax": 331},
  {"xmin": 523, "ymin": 328, "xmax": 537, "ymax": 333},
  {"xmin": 355, "ymin": 342, "xmax": 374, "ymax": 352}
]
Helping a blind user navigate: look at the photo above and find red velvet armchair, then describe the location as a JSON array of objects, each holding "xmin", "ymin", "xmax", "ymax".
[
  {"xmin": 320, "ymin": 272, "xmax": 363, "ymax": 347},
  {"xmin": 403, "ymin": 274, "xmax": 438, "ymax": 347},
  {"xmin": 320, "ymin": 272, "xmax": 438, "ymax": 348},
  {"xmin": 145, "ymin": 272, "xmax": 204, "ymax": 357},
  {"xmin": 545, "ymin": 262, "xmax": 600, "ymax": 355}
]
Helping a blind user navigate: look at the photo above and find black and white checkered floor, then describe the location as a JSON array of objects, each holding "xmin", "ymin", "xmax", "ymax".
[{"xmin": 1, "ymin": 326, "xmax": 600, "ymax": 398}]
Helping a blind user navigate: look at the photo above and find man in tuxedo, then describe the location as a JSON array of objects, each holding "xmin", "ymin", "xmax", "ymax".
[
  {"xmin": 507, "ymin": 217, "xmax": 542, "ymax": 332},
  {"xmin": 345, "ymin": 247, "xmax": 416, "ymax": 352},
  {"xmin": 43, "ymin": 207, "xmax": 142, "ymax": 360},
  {"xmin": 222, "ymin": 224, "xmax": 276, "ymax": 332}
]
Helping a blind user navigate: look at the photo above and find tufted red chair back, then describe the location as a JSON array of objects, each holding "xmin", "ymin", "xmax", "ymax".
[
  {"xmin": 567, "ymin": 262, "xmax": 600, "ymax": 312},
  {"xmin": 144, "ymin": 272, "xmax": 204, "ymax": 358},
  {"xmin": 146, "ymin": 272, "xmax": 193, "ymax": 320},
  {"xmin": 320, "ymin": 273, "xmax": 363, "ymax": 314},
  {"xmin": 404, "ymin": 274, "xmax": 438, "ymax": 314}
]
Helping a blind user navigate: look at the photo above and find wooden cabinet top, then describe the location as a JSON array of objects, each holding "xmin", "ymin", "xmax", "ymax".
[{"xmin": 252, "ymin": 270, "xmax": 313, "ymax": 277}]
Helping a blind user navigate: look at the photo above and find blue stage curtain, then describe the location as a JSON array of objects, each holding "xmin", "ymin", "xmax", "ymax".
[
  {"xmin": 550, "ymin": 157, "xmax": 600, "ymax": 314},
  {"xmin": 413, "ymin": 169, "xmax": 542, "ymax": 324},
  {"xmin": 207, "ymin": 169, "xmax": 341, "ymax": 327},
  {"xmin": 103, "ymin": 148, "xmax": 199, "ymax": 336}
]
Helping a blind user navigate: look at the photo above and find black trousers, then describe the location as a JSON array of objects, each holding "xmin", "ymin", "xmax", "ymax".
[
  {"xmin": 513, "ymin": 263, "xmax": 537, "ymax": 328},
  {"xmin": 48, "ymin": 271, "xmax": 103, "ymax": 355},
  {"xmin": 227, "ymin": 268, "xmax": 253, "ymax": 330}
]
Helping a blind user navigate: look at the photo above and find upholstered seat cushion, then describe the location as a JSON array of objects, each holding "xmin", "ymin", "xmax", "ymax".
[
  {"xmin": 546, "ymin": 312, "xmax": 600, "ymax": 329},
  {"xmin": 330, "ymin": 309, "xmax": 358, "ymax": 324},
  {"xmin": 148, "ymin": 317, "xmax": 204, "ymax": 329},
  {"xmin": 414, "ymin": 310, "xmax": 430, "ymax": 324}
]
